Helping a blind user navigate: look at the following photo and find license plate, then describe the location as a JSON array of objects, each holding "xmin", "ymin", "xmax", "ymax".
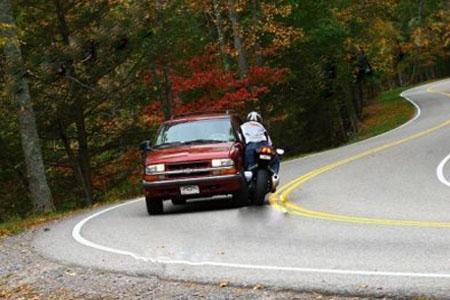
[{"xmin": 180, "ymin": 185, "xmax": 200, "ymax": 195}]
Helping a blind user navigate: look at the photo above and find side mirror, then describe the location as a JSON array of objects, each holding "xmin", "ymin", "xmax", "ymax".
[
  {"xmin": 139, "ymin": 140, "xmax": 152, "ymax": 152},
  {"xmin": 276, "ymin": 148, "xmax": 285, "ymax": 156}
]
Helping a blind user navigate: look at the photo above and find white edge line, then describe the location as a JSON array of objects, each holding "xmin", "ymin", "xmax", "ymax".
[
  {"xmin": 71, "ymin": 80, "xmax": 450, "ymax": 279},
  {"xmin": 72, "ymin": 199, "xmax": 144, "ymax": 260},
  {"xmin": 431, "ymin": 81, "xmax": 450, "ymax": 188},
  {"xmin": 72, "ymin": 199, "xmax": 450, "ymax": 279},
  {"xmin": 437, "ymin": 153, "xmax": 450, "ymax": 187}
]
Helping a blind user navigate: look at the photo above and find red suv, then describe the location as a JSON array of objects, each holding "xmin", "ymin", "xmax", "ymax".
[{"xmin": 140, "ymin": 112, "xmax": 248, "ymax": 215}]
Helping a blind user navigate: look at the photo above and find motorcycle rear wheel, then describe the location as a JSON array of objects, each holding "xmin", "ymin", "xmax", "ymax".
[{"xmin": 254, "ymin": 169, "xmax": 270, "ymax": 205}]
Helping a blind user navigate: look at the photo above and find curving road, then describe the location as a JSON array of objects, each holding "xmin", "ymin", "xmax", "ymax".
[{"xmin": 34, "ymin": 80, "xmax": 450, "ymax": 298}]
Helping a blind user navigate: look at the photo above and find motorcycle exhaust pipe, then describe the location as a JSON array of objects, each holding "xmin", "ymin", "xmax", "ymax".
[{"xmin": 272, "ymin": 174, "xmax": 280, "ymax": 191}]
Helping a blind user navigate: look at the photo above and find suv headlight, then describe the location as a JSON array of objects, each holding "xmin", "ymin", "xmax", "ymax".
[
  {"xmin": 212, "ymin": 159, "xmax": 234, "ymax": 168},
  {"xmin": 145, "ymin": 164, "xmax": 165, "ymax": 174}
]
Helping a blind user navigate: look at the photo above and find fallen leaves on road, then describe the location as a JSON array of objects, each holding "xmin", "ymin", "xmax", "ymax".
[
  {"xmin": 0, "ymin": 211, "xmax": 80, "ymax": 240},
  {"xmin": 65, "ymin": 270, "xmax": 77, "ymax": 277},
  {"xmin": 0, "ymin": 282, "xmax": 83, "ymax": 300}
]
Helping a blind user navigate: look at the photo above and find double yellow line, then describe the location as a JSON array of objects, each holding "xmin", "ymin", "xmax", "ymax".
[{"xmin": 270, "ymin": 83, "xmax": 450, "ymax": 228}]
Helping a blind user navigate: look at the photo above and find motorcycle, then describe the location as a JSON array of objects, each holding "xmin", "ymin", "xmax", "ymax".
[{"xmin": 245, "ymin": 145, "xmax": 284, "ymax": 205}]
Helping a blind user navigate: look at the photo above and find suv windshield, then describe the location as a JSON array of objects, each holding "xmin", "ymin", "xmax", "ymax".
[{"xmin": 154, "ymin": 118, "xmax": 236, "ymax": 148}]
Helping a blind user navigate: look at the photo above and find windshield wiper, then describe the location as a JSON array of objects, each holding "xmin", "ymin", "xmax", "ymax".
[
  {"xmin": 154, "ymin": 139, "xmax": 227, "ymax": 148},
  {"xmin": 153, "ymin": 141, "xmax": 185, "ymax": 149},
  {"xmin": 183, "ymin": 139, "xmax": 226, "ymax": 145}
]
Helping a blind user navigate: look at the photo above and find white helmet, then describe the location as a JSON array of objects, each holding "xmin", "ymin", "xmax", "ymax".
[{"xmin": 247, "ymin": 111, "xmax": 262, "ymax": 123}]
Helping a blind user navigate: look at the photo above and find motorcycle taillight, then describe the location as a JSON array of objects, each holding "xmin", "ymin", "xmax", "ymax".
[{"xmin": 260, "ymin": 146, "xmax": 273, "ymax": 154}]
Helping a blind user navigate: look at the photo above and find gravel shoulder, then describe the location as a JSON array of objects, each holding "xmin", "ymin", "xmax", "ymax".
[{"xmin": 0, "ymin": 219, "xmax": 366, "ymax": 300}]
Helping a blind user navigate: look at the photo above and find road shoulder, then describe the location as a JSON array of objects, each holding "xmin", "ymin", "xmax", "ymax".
[{"xmin": 1, "ymin": 222, "xmax": 359, "ymax": 299}]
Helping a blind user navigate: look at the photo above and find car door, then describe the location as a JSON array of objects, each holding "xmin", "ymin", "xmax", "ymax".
[{"xmin": 231, "ymin": 116, "xmax": 245, "ymax": 170}]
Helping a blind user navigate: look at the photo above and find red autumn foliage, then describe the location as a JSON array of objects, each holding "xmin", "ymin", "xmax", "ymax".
[
  {"xmin": 92, "ymin": 149, "xmax": 141, "ymax": 190},
  {"xmin": 142, "ymin": 54, "xmax": 287, "ymax": 125}
]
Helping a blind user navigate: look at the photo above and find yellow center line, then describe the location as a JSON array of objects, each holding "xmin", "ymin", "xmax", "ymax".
[{"xmin": 270, "ymin": 83, "xmax": 450, "ymax": 228}]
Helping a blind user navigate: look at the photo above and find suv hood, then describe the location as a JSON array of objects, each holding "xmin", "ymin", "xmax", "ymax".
[{"xmin": 146, "ymin": 142, "xmax": 234, "ymax": 165}]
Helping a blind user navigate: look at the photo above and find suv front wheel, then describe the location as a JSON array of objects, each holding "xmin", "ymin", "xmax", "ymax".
[
  {"xmin": 146, "ymin": 196, "xmax": 163, "ymax": 215},
  {"xmin": 232, "ymin": 187, "xmax": 249, "ymax": 207}
]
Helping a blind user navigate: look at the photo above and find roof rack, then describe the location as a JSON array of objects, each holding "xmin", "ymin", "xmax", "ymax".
[{"xmin": 170, "ymin": 109, "xmax": 236, "ymax": 120}]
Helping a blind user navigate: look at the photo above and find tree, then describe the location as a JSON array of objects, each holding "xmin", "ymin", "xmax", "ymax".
[
  {"xmin": 212, "ymin": 0, "xmax": 231, "ymax": 70},
  {"xmin": 0, "ymin": 0, "xmax": 54, "ymax": 213},
  {"xmin": 2, "ymin": 0, "xmax": 450, "ymax": 220},
  {"xmin": 143, "ymin": 52, "xmax": 286, "ymax": 124},
  {"xmin": 227, "ymin": 0, "xmax": 249, "ymax": 78},
  {"xmin": 15, "ymin": 0, "xmax": 153, "ymax": 205}
]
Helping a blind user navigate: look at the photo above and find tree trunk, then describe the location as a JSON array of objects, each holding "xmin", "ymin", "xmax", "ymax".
[
  {"xmin": 343, "ymin": 93, "xmax": 359, "ymax": 137},
  {"xmin": 212, "ymin": 0, "xmax": 230, "ymax": 71},
  {"xmin": 227, "ymin": 0, "xmax": 248, "ymax": 78},
  {"xmin": 57, "ymin": 119, "xmax": 92, "ymax": 202},
  {"xmin": 410, "ymin": 63, "xmax": 417, "ymax": 84},
  {"xmin": 399, "ymin": 73, "xmax": 404, "ymax": 87},
  {"xmin": 418, "ymin": 0, "xmax": 425, "ymax": 22},
  {"xmin": 251, "ymin": 0, "xmax": 263, "ymax": 66},
  {"xmin": 352, "ymin": 84, "xmax": 363, "ymax": 119},
  {"xmin": 1, "ymin": 0, "xmax": 55, "ymax": 213},
  {"xmin": 154, "ymin": 0, "xmax": 162, "ymax": 11},
  {"xmin": 161, "ymin": 65, "xmax": 173, "ymax": 120},
  {"xmin": 53, "ymin": 0, "xmax": 93, "ymax": 204},
  {"xmin": 357, "ymin": 81, "xmax": 364, "ymax": 112},
  {"xmin": 155, "ymin": 0, "xmax": 174, "ymax": 120},
  {"xmin": 74, "ymin": 105, "xmax": 94, "ymax": 203}
]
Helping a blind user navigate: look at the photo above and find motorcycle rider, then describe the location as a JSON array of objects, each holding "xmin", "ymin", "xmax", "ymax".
[{"xmin": 240, "ymin": 111, "xmax": 280, "ymax": 183}]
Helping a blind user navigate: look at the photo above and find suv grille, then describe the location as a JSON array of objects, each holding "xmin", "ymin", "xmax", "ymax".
[
  {"xmin": 167, "ymin": 162, "xmax": 209, "ymax": 171},
  {"xmin": 166, "ymin": 161, "xmax": 211, "ymax": 178}
]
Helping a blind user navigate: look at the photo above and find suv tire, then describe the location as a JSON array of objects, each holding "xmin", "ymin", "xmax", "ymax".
[
  {"xmin": 232, "ymin": 187, "xmax": 249, "ymax": 207},
  {"xmin": 146, "ymin": 197, "xmax": 163, "ymax": 215}
]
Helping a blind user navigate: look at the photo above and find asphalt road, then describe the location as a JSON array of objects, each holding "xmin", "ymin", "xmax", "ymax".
[{"xmin": 34, "ymin": 80, "xmax": 450, "ymax": 298}]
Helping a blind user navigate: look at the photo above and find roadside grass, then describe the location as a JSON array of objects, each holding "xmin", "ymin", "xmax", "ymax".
[
  {"xmin": 350, "ymin": 87, "xmax": 415, "ymax": 143},
  {"xmin": 0, "ymin": 208, "xmax": 92, "ymax": 239},
  {"xmin": 351, "ymin": 76, "xmax": 444, "ymax": 143},
  {"xmin": 0, "ymin": 184, "xmax": 142, "ymax": 239},
  {"xmin": 285, "ymin": 86, "xmax": 416, "ymax": 161},
  {"xmin": 0, "ymin": 85, "xmax": 418, "ymax": 239}
]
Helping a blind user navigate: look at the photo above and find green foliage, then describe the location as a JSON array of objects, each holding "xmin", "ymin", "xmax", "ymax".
[{"xmin": 2, "ymin": 0, "xmax": 450, "ymax": 221}]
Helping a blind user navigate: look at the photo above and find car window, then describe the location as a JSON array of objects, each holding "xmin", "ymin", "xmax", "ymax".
[{"xmin": 155, "ymin": 118, "xmax": 236, "ymax": 148}]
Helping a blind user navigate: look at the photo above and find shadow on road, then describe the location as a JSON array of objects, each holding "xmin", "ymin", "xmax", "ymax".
[{"xmin": 146, "ymin": 196, "xmax": 272, "ymax": 216}]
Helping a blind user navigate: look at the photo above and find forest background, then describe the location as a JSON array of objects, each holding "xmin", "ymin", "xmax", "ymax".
[{"xmin": 1, "ymin": 0, "xmax": 450, "ymax": 220}]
